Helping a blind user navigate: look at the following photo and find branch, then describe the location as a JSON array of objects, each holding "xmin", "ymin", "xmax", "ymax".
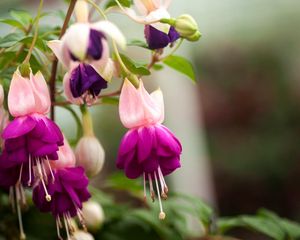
[{"xmin": 49, "ymin": 0, "xmax": 77, "ymax": 121}]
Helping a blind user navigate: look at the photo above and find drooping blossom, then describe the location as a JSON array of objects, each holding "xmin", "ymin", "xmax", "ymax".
[
  {"xmin": 114, "ymin": 0, "xmax": 180, "ymax": 49},
  {"xmin": 116, "ymin": 79, "xmax": 182, "ymax": 219},
  {"xmin": 33, "ymin": 137, "xmax": 91, "ymax": 239},
  {"xmin": 48, "ymin": 0, "xmax": 125, "ymax": 105},
  {"xmin": 0, "ymin": 69, "xmax": 63, "ymax": 200}
]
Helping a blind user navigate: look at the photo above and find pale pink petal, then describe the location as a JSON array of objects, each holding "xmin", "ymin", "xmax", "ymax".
[
  {"xmin": 147, "ymin": 8, "xmax": 170, "ymax": 33},
  {"xmin": 119, "ymin": 79, "xmax": 145, "ymax": 128},
  {"xmin": 63, "ymin": 71, "xmax": 84, "ymax": 105},
  {"xmin": 30, "ymin": 71, "xmax": 51, "ymax": 115},
  {"xmin": 8, "ymin": 70, "xmax": 35, "ymax": 117},
  {"xmin": 119, "ymin": 79, "xmax": 162, "ymax": 128},
  {"xmin": 150, "ymin": 88, "xmax": 164, "ymax": 123},
  {"xmin": 138, "ymin": 81, "xmax": 162, "ymax": 124},
  {"xmin": 62, "ymin": 23, "xmax": 90, "ymax": 61},
  {"xmin": 50, "ymin": 136, "xmax": 76, "ymax": 169},
  {"xmin": 47, "ymin": 40, "xmax": 71, "ymax": 69},
  {"xmin": 75, "ymin": 0, "xmax": 89, "ymax": 23},
  {"xmin": 91, "ymin": 21, "xmax": 126, "ymax": 49},
  {"xmin": 134, "ymin": 0, "xmax": 149, "ymax": 15},
  {"xmin": 163, "ymin": 0, "xmax": 172, "ymax": 9}
]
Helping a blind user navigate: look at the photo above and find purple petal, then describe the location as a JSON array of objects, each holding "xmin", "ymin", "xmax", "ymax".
[
  {"xmin": 168, "ymin": 26, "xmax": 180, "ymax": 42},
  {"xmin": 2, "ymin": 116, "xmax": 36, "ymax": 139},
  {"xmin": 144, "ymin": 25, "xmax": 170, "ymax": 50},
  {"xmin": 70, "ymin": 63, "xmax": 107, "ymax": 98},
  {"xmin": 87, "ymin": 29, "xmax": 106, "ymax": 60},
  {"xmin": 159, "ymin": 156, "xmax": 181, "ymax": 176},
  {"xmin": 137, "ymin": 126, "xmax": 155, "ymax": 162},
  {"xmin": 118, "ymin": 129, "xmax": 138, "ymax": 156},
  {"xmin": 124, "ymin": 156, "xmax": 143, "ymax": 179},
  {"xmin": 155, "ymin": 125, "xmax": 182, "ymax": 157}
]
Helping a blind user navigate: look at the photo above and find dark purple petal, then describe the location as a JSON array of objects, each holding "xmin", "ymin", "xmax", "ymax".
[
  {"xmin": 144, "ymin": 25, "xmax": 170, "ymax": 50},
  {"xmin": 27, "ymin": 138, "xmax": 59, "ymax": 157},
  {"xmin": 2, "ymin": 116, "xmax": 36, "ymax": 139},
  {"xmin": 117, "ymin": 150, "xmax": 135, "ymax": 169},
  {"xmin": 142, "ymin": 151, "xmax": 159, "ymax": 173},
  {"xmin": 87, "ymin": 29, "xmax": 106, "ymax": 60},
  {"xmin": 70, "ymin": 63, "xmax": 107, "ymax": 98},
  {"xmin": 168, "ymin": 26, "xmax": 180, "ymax": 42},
  {"xmin": 124, "ymin": 156, "xmax": 143, "ymax": 179},
  {"xmin": 4, "ymin": 137, "xmax": 26, "ymax": 151}
]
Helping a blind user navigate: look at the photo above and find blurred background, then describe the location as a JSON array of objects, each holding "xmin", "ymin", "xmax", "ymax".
[{"xmin": 1, "ymin": 0, "xmax": 300, "ymax": 239}]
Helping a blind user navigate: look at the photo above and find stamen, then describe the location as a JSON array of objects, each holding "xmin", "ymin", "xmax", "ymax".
[
  {"xmin": 56, "ymin": 217, "xmax": 63, "ymax": 240},
  {"xmin": 18, "ymin": 163, "xmax": 24, "ymax": 183},
  {"xmin": 158, "ymin": 167, "xmax": 169, "ymax": 194},
  {"xmin": 40, "ymin": 178, "xmax": 51, "ymax": 202},
  {"xmin": 15, "ymin": 186, "xmax": 26, "ymax": 240},
  {"xmin": 66, "ymin": 212, "xmax": 76, "ymax": 234},
  {"xmin": 77, "ymin": 208, "xmax": 87, "ymax": 231},
  {"xmin": 41, "ymin": 160, "xmax": 48, "ymax": 183},
  {"xmin": 143, "ymin": 172, "xmax": 147, "ymax": 202},
  {"xmin": 36, "ymin": 159, "xmax": 51, "ymax": 201},
  {"xmin": 148, "ymin": 173, "xmax": 155, "ymax": 202},
  {"xmin": 154, "ymin": 172, "xmax": 166, "ymax": 220},
  {"xmin": 63, "ymin": 214, "xmax": 70, "ymax": 240},
  {"xmin": 46, "ymin": 157, "xmax": 55, "ymax": 183},
  {"xmin": 28, "ymin": 156, "xmax": 32, "ymax": 186}
]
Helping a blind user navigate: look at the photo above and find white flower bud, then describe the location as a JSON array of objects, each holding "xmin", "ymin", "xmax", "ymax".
[
  {"xmin": 71, "ymin": 231, "xmax": 94, "ymax": 240},
  {"xmin": 75, "ymin": 136, "xmax": 105, "ymax": 177},
  {"xmin": 174, "ymin": 14, "xmax": 201, "ymax": 42},
  {"xmin": 82, "ymin": 201, "xmax": 105, "ymax": 232}
]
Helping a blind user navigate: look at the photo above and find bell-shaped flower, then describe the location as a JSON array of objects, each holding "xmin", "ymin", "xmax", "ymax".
[
  {"xmin": 32, "ymin": 134, "xmax": 91, "ymax": 239},
  {"xmin": 48, "ymin": 1, "xmax": 125, "ymax": 104},
  {"xmin": 0, "ymin": 69, "xmax": 63, "ymax": 199},
  {"xmin": 117, "ymin": 79, "xmax": 182, "ymax": 219},
  {"xmin": 114, "ymin": 0, "xmax": 180, "ymax": 49},
  {"xmin": 32, "ymin": 167, "xmax": 91, "ymax": 238}
]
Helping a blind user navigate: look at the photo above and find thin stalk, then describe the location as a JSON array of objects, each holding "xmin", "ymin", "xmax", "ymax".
[
  {"xmin": 50, "ymin": 0, "xmax": 78, "ymax": 120},
  {"xmin": 23, "ymin": 0, "xmax": 43, "ymax": 64}
]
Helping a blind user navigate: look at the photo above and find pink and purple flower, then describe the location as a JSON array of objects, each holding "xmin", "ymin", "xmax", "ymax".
[{"xmin": 117, "ymin": 79, "xmax": 182, "ymax": 219}]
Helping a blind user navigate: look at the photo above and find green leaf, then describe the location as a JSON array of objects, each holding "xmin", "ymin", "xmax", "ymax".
[
  {"xmin": 152, "ymin": 64, "xmax": 164, "ymax": 71},
  {"xmin": 10, "ymin": 10, "xmax": 32, "ymax": 27},
  {"xmin": 105, "ymin": 0, "xmax": 133, "ymax": 9},
  {"xmin": 163, "ymin": 55, "xmax": 196, "ymax": 82},
  {"xmin": 0, "ymin": 19, "xmax": 24, "ymax": 30},
  {"xmin": 0, "ymin": 33, "xmax": 22, "ymax": 48},
  {"xmin": 127, "ymin": 39, "xmax": 149, "ymax": 49},
  {"xmin": 19, "ymin": 36, "xmax": 48, "ymax": 52},
  {"xmin": 120, "ymin": 54, "xmax": 151, "ymax": 76}
]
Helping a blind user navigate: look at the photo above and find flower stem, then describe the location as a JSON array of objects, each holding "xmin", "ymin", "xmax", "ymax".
[
  {"xmin": 80, "ymin": 105, "xmax": 94, "ymax": 137},
  {"xmin": 159, "ymin": 38, "xmax": 184, "ymax": 61},
  {"xmin": 50, "ymin": 0, "xmax": 78, "ymax": 120},
  {"xmin": 23, "ymin": 0, "xmax": 43, "ymax": 65}
]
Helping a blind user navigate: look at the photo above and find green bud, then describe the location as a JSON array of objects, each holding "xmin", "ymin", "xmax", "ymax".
[
  {"xmin": 19, "ymin": 62, "xmax": 31, "ymax": 78},
  {"xmin": 174, "ymin": 14, "xmax": 201, "ymax": 41}
]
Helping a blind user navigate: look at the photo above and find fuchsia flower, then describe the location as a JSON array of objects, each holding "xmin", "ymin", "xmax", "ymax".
[
  {"xmin": 33, "ymin": 137, "xmax": 91, "ymax": 239},
  {"xmin": 0, "ymin": 69, "xmax": 63, "ymax": 199},
  {"xmin": 48, "ymin": 1, "xmax": 125, "ymax": 105},
  {"xmin": 117, "ymin": 0, "xmax": 180, "ymax": 49},
  {"xmin": 117, "ymin": 79, "xmax": 182, "ymax": 219}
]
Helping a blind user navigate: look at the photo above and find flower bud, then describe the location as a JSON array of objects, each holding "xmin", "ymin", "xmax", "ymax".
[
  {"xmin": 82, "ymin": 201, "xmax": 105, "ymax": 232},
  {"xmin": 75, "ymin": 0, "xmax": 89, "ymax": 23},
  {"xmin": 174, "ymin": 14, "xmax": 201, "ymax": 42},
  {"xmin": 0, "ymin": 84, "xmax": 4, "ymax": 106},
  {"xmin": 75, "ymin": 136, "xmax": 105, "ymax": 177},
  {"xmin": 71, "ymin": 231, "xmax": 94, "ymax": 240}
]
